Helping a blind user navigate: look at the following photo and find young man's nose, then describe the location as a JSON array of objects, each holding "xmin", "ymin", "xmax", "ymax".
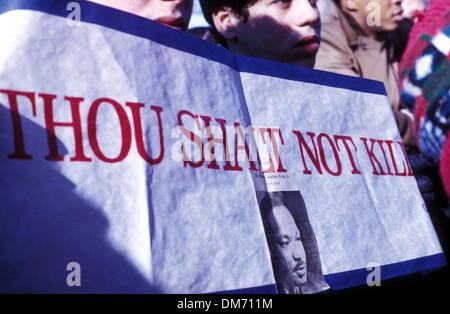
[{"xmin": 293, "ymin": 0, "xmax": 319, "ymax": 27}]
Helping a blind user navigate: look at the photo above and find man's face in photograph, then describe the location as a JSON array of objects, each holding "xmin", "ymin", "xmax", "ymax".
[{"xmin": 268, "ymin": 205, "xmax": 307, "ymax": 290}]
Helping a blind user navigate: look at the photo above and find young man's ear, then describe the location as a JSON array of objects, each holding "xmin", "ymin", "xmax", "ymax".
[{"xmin": 212, "ymin": 7, "xmax": 241, "ymax": 41}]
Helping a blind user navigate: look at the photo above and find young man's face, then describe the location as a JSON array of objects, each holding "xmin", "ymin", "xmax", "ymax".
[
  {"xmin": 223, "ymin": 0, "xmax": 321, "ymax": 68},
  {"xmin": 88, "ymin": 0, "xmax": 193, "ymax": 31},
  {"xmin": 354, "ymin": 0, "xmax": 404, "ymax": 32}
]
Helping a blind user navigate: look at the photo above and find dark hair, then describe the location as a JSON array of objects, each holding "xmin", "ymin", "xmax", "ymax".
[
  {"xmin": 199, "ymin": 0, "xmax": 258, "ymax": 46},
  {"xmin": 199, "ymin": 0, "xmax": 258, "ymax": 26}
]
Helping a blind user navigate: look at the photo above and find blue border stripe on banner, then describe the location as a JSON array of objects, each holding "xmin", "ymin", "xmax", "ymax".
[
  {"xmin": 0, "ymin": 0, "xmax": 387, "ymax": 97},
  {"xmin": 238, "ymin": 56, "xmax": 387, "ymax": 95},
  {"xmin": 324, "ymin": 253, "xmax": 447, "ymax": 290},
  {"xmin": 212, "ymin": 284, "xmax": 278, "ymax": 295},
  {"xmin": 215, "ymin": 253, "xmax": 447, "ymax": 294}
]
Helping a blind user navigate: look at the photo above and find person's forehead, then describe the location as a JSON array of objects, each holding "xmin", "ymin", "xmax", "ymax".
[
  {"xmin": 270, "ymin": 206, "xmax": 298, "ymax": 232},
  {"xmin": 272, "ymin": 205, "xmax": 292, "ymax": 219}
]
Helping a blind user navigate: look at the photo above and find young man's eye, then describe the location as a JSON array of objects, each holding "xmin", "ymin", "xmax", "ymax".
[{"xmin": 296, "ymin": 237, "xmax": 301, "ymax": 242}]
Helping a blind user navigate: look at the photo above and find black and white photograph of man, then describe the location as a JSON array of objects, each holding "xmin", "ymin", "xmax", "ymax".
[{"xmin": 259, "ymin": 192, "xmax": 329, "ymax": 294}]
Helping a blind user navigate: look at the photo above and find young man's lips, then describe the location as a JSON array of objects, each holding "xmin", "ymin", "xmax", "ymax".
[
  {"xmin": 294, "ymin": 36, "xmax": 320, "ymax": 53},
  {"xmin": 155, "ymin": 16, "xmax": 186, "ymax": 30},
  {"xmin": 295, "ymin": 36, "xmax": 320, "ymax": 48}
]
